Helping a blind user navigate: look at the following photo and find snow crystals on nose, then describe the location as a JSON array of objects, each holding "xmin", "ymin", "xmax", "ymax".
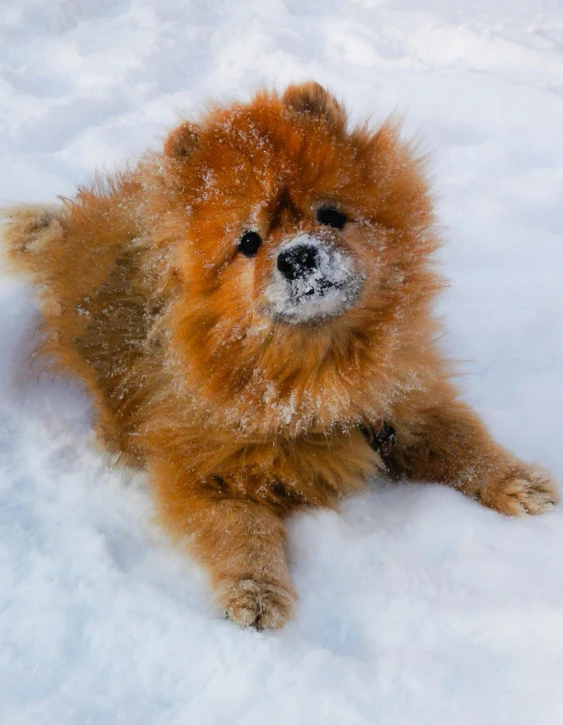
[{"xmin": 264, "ymin": 234, "xmax": 363, "ymax": 323}]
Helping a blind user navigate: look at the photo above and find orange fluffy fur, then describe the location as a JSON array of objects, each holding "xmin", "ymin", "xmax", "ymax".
[{"xmin": 2, "ymin": 82, "xmax": 558, "ymax": 629}]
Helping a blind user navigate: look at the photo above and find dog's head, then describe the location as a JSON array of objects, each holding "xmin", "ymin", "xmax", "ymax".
[{"xmin": 150, "ymin": 83, "xmax": 439, "ymax": 429}]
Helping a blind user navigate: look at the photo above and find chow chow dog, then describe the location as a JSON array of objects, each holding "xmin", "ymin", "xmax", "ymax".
[{"xmin": 3, "ymin": 82, "xmax": 557, "ymax": 629}]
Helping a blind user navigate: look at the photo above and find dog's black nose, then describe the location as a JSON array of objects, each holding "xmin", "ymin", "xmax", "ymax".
[{"xmin": 277, "ymin": 244, "xmax": 320, "ymax": 281}]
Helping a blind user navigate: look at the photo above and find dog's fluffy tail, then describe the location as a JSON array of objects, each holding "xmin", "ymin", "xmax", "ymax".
[{"xmin": 1, "ymin": 204, "xmax": 66, "ymax": 278}]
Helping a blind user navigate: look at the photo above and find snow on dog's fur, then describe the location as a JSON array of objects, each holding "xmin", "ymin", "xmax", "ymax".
[{"xmin": 2, "ymin": 82, "xmax": 558, "ymax": 629}]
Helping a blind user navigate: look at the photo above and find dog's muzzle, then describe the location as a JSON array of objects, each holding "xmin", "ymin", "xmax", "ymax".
[{"xmin": 264, "ymin": 234, "xmax": 362, "ymax": 323}]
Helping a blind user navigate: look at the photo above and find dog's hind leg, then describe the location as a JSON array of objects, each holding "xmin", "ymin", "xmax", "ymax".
[{"xmin": 1, "ymin": 204, "xmax": 66, "ymax": 278}]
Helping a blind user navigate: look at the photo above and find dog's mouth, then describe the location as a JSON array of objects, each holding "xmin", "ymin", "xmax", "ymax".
[
  {"xmin": 295, "ymin": 275, "xmax": 339, "ymax": 297},
  {"xmin": 263, "ymin": 235, "xmax": 363, "ymax": 325}
]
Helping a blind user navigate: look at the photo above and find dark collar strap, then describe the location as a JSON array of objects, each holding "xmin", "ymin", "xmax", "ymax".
[{"xmin": 360, "ymin": 421, "xmax": 396, "ymax": 457}]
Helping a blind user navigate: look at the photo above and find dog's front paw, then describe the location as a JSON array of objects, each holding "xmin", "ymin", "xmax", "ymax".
[
  {"xmin": 479, "ymin": 466, "xmax": 559, "ymax": 516},
  {"xmin": 217, "ymin": 578, "xmax": 296, "ymax": 630}
]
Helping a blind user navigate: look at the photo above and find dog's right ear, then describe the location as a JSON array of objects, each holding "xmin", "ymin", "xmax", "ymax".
[
  {"xmin": 164, "ymin": 122, "xmax": 201, "ymax": 159},
  {"xmin": 282, "ymin": 82, "xmax": 346, "ymax": 129}
]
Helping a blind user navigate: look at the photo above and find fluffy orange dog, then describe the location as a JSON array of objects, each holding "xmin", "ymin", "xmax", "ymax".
[{"xmin": 3, "ymin": 82, "xmax": 558, "ymax": 629}]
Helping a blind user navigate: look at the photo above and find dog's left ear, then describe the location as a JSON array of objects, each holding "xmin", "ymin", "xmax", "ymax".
[
  {"xmin": 282, "ymin": 82, "xmax": 346, "ymax": 129},
  {"xmin": 164, "ymin": 121, "xmax": 201, "ymax": 159}
]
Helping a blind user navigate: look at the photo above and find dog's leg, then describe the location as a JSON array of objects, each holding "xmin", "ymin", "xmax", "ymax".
[
  {"xmin": 387, "ymin": 388, "xmax": 558, "ymax": 516},
  {"xmin": 150, "ymin": 459, "xmax": 296, "ymax": 629}
]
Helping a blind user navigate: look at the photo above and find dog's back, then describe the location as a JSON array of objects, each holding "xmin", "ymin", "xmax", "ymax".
[{"xmin": 2, "ymin": 173, "xmax": 149, "ymax": 456}]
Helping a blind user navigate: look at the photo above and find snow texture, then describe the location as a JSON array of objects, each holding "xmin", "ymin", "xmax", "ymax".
[{"xmin": 1, "ymin": 1, "xmax": 563, "ymax": 723}]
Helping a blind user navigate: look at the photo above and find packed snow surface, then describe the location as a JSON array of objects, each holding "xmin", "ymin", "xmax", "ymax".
[{"xmin": 1, "ymin": 1, "xmax": 563, "ymax": 723}]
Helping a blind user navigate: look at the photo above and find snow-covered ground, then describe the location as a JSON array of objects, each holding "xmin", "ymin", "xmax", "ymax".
[{"xmin": 1, "ymin": 1, "xmax": 563, "ymax": 723}]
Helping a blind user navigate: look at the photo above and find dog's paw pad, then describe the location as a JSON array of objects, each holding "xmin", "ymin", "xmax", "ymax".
[
  {"xmin": 218, "ymin": 578, "xmax": 295, "ymax": 630},
  {"xmin": 483, "ymin": 469, "xmax": 559, "ymax": 516}
]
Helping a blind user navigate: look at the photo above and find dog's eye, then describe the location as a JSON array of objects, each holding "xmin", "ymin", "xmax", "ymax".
[
  {"xmin": 316, "ymin": 207, "xmax": 347, "ymax": 230},
  {"xmin": 238, "ymin": 231, "xmax": 262, "ymax": 257}
]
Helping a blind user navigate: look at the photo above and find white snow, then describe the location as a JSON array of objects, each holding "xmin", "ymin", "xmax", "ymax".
[{"xmin": 1, "ymin": 1, "xmax": 563, "ymax": 724}]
